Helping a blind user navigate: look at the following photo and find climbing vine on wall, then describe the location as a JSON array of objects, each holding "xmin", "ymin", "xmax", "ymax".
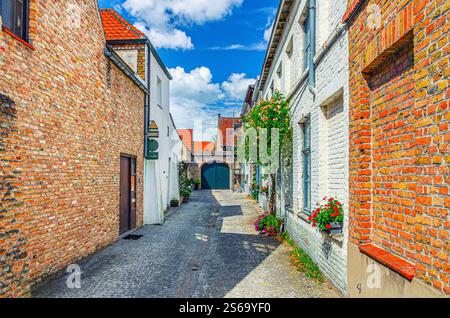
[
  {"xmin": 178, "ymin": 162, "xmax": 190, "ymax": 196},
  {"xmin": 241, "ymin": 91, "xmax": 292, "ymax": 215}
]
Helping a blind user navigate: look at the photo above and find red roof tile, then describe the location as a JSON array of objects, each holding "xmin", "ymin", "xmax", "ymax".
[
  {"xmin": 194, "ymin": 142, "xmax": 215, "ymax": 154},
  {"xmin": 177, "ymin": 129, "xmax": 193, "ymax": 152},
  {"xmin": 218, "ymin": 117, "xmax": 242, "ymax": 147},
  {"xmin": 100, "ymin": 9, "xmax": 146, "ymax": 41}
]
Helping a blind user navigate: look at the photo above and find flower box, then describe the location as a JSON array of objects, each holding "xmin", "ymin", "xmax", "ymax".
[{"xmin": 326, "ymin": 222, "xmax": 343, "ymax": 235}]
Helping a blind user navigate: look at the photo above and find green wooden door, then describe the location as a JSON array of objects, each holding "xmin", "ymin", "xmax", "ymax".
[{"xmin": 201, "ymin": 163, "xmax": 230, "ymax": 190}]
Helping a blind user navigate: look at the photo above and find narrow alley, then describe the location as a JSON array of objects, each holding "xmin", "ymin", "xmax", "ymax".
[{"xmin": 33, "ymin": 191, "xmax": 339, "ymax": 298}]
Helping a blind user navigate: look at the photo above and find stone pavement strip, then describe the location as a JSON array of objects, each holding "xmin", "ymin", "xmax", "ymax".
[{"xmin": 33, "ymin": 190, "xmax": 340, "ymax": 298}]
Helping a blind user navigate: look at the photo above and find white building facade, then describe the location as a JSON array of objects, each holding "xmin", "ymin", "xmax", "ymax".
[
  {"xmin": 143, "ymin": 46, "xmax": 182, "ymax": 225},
  {"xmin": 257, "ymin": 0, "xmax": 350, "ymax": 294}
]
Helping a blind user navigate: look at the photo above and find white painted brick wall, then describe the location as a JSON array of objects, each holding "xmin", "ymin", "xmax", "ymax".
[{"xmin": 261, "ymin": 0, "xmax": 349, "ymax": 295}]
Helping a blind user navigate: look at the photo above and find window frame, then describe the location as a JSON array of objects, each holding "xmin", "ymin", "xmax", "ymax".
[
  {"xmin": 302, "ymin": 118, "xmax": 311, "ymax": 214},
  {"xmin": 156, "ymin": 76, "xmax": 162, "ymax": 108},
  {"xmin": 1, "ymin": 0, "xmax": 30, "ymax": 42}
]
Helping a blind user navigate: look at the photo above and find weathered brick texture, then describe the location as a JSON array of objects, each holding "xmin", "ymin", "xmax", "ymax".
[
  {"xmin": 111, "ymin": 43, "xmax": 147, "ymax": 81},
  {"xmin": 348, "ymin": 0, "xmax": 449, "ymax": 295},
  {"xmin": 0, "ymin": 1, "xmax": 145, "ymax": 297}
]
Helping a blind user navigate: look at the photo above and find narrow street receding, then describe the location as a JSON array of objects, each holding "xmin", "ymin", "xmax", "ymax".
[{"xmin": 33, "ymin": 190, "xmax": 338, "ymax": 298}]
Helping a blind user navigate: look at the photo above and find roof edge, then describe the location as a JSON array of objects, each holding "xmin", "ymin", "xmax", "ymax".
[{"xmin": 104, "ymin": 46, "xmax": 149, "ymax": 94}]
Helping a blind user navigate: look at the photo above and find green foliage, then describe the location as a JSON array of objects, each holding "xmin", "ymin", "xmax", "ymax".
[
  {"xmin": 180, "ymin": 188, "xmax": 191, "ymax": 198},
  {"xmin": 178, "ymin": 162, "xmax": 191, "ymax": 197},
  {"xmin": 291, "ymin": 247, "xmax": 324, "ymax": 282},
  {"xmin": 250, "ymin": 168, "xmax": 259, "ymax": 201},
  {"xmin": 170, "ymin": 199, "xmax": 180, "ymax": 207},
  {"xmin": 255, "ymin": 213, "xmax": 283, "ymax": 236},
  {"xmin": 309, "ymin": 197, "xmax": 344, "ymax": 231},
  {"xmin": 279, "ymin": 232, "xmax": 324, "ymax": 282},
  {"xmin": 241, "ymin": 91, "xmax": 291, "ymax": 161},
  {"xmin": 260, "ymin": 184, "xmax": 269, "ymax": 195},
  {"xmin": 192, "ymin": 178, "xmax": 201, "ymax": 186},
  {"xmin": 251, "ymin": 188, "xmax": 259, "ymax": 201}
]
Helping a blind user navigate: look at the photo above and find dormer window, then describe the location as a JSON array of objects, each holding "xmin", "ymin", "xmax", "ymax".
[{"xmin": 1, "ymin": 0, "xmax": 29, "ymax": 41}]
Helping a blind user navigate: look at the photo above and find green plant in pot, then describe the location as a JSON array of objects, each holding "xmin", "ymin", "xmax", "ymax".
[
  {"xmin": 170, "ymin": 198, "xmax": 180, "ymax": 207},
  {"xmin": 180, "ymin": 189, "xmax": 191, "ymax": 203},
  {"xmin": 309, "ymin": 197, "xmax": 344, "ymax": 234},
  {"xmin": 192, "ymin": 178, "xmax": 201, "ymax": 190}
]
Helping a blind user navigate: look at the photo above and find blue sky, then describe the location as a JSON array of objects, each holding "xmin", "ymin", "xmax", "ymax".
[{"xmin": 99, "ymin": 0, "xmax": 278, "ymax": 138}]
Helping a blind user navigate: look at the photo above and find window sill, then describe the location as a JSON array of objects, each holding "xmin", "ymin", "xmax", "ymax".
[
  {"xmin": 2, "ymin": 26, "xmax": 35, "ymax": 50},
  {"xmin": 359, "ymin": 244, "xmax": 415, "ymax": 281},
  {"xmin": 297, "ymin": 211, "xmax": 311, "ymax": 224}
]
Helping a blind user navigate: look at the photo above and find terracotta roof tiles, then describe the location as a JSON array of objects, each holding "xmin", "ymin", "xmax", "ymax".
[{"xmin": 100, "ymin": 9, "xmax": 146, "ymax": 41}]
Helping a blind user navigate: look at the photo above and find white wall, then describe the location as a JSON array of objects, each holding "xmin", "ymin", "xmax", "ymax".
[
  {"xmin": 144, "ymin": 51, "xmax": 181, "ymax": 225},
  {"xmin": 260, "ymin": 0, "xmax": 349, "ymax": 294}
]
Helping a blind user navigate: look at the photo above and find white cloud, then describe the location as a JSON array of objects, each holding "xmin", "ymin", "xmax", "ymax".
[
  {"xmin": 264, "ymin": 20, "xmax": 274, "ymax": 43},
  {"xmin": 210, "ymin": 43, "xmax": 266, "ymax": 51},
  {"xmin": 170, "ymin": 66, "xmax": 224, "ymax": 103},
  {"xmin": 168, "ymin": 0, "xmax": 244, "ymax": 24},
  {"xmin": 169, "ymin": 66, "xmax": 255, "ymax": 140},
  {"xmin": 134, "ymin": 22, "xmax": 193, "ymax": 50},
  {"xmin": 122, "ymin": 0, "xmax": 243, "ymax": 50},
  {"xmin": 221, "ymin": 73, "xmax": 256, "ymax": 101}
]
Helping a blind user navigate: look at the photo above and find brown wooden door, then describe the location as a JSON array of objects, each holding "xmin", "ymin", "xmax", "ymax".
[{"xmin": 120, "ymin": 156, "xmax": 137, "ymax": 234}]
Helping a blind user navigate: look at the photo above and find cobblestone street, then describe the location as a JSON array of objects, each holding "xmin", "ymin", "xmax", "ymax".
[{"xmin": 33, "ymin": 190, "xmax": 339, "ymax": 298}]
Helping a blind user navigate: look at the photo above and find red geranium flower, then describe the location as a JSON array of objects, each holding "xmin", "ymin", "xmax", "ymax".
[{"xmin": 326, "ymin": 224, "xmax": 332, "ymax": 230}]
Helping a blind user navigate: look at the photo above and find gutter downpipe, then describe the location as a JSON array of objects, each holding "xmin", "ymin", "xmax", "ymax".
[
  {"xmin": 308, "ymin": 0, "xmax": 317, "ymax": 97},
  {"xmin": 144, "ymin": 42, "xmax": 150, "ymax": 158}
]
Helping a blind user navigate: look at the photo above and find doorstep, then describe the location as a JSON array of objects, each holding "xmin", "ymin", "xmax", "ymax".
[{"xmin": 359, "ymin": 243, "xmax": 415, "ymax": 281}]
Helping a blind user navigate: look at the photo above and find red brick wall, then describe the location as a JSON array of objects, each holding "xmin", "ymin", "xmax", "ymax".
[
  {"xmin": 348, "ymin": 0, "xmax": 449, "ymax": 295},
  {"xmin": 0, "ymin": 1, "xmax": 145, "ymax": 297}
]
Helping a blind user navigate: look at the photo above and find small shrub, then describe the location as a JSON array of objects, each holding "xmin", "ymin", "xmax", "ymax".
[
  {"xmin": 170, "ymin": 199, "xmax": 179, "ymax": 207},
  {"xmin": 180, "ymin": 189, "xmax": 191, "ymax": 198},
  {"xmin": 192, "ymin": 178, "xmax": 201, "ymax": 186},
  {"xmin": 254, "ymin": 213, "xmax": 283, "ymax": 236}
]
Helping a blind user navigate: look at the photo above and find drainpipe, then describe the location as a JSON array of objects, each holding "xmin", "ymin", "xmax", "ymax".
[
  {"xmin": 144, "ymin": 42, "xmax": 151, "ymax": 158},
  {"xmin": 308, "ymin": 0, "xmax": 316, "ymax": 96}
]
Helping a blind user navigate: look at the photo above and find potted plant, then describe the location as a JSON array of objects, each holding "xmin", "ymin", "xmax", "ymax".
[
  {"xmin": 254, "ymin": 212, "xmax": 283, "ymax": 237},
  {"xmin": 308, "ymin": 197, "xmax": 344, "ymax": 234},
  {"xmin": 192, "ymin": 178, "xmax": 201, "ymax": 190},
  {"xmin": 180, "ymin": 189, "xmax": 191, "ymax": 203},
  {"xmin": 170, "ymin": 198, "xmax": 180, "ymax": 207}
]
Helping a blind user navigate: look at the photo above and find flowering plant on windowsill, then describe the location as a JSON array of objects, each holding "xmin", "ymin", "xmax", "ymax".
[{"xmin": 308, "ymin": 197, "xmax": 344, "ymax": 233}]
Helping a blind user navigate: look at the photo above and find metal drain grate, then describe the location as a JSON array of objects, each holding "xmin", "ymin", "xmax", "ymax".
[{"xmin": 122, "ymin": 234, "xmax": 143, "ymax": 241}]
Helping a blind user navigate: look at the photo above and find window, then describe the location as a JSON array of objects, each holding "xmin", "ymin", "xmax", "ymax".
[
  {"xmin": 156, "ymin": 77, "xmax": 162, "ymax": 107},
  {"xmin": 276, "ymin": 63, "xmax": 282, "ymax": 79},
  {"xmin": 302, "ymin": 118, "xmax": 311, "ymax": 213},
  {"xmin": 303, "ymin": 14, "xmax": 311, "ymax": 71},
  {"xmin": 276, "ymin": 63, "xmax": 283, "ymax": 92},
  {"xmin": 285, "ymin": 37, "xmax": 293, "ymax": 92},
  {"xmin": 1, "ymin": 0, "xmax": 29, "ymax": 41}
]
